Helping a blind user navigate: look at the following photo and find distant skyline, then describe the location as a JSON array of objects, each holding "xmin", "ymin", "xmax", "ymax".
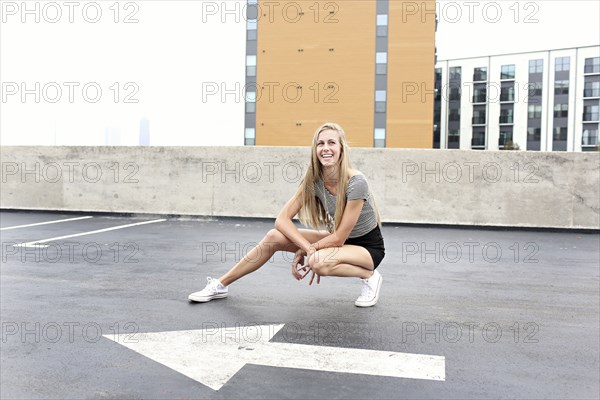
[{"xmin": 1, "ymin": 0, "xmax": 598, "ymax": 146}]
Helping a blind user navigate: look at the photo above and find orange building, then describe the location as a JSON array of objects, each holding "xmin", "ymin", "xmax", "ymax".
[{"xmin": 244, "ymin": 0, "xmax": 436, "ymax": 148}]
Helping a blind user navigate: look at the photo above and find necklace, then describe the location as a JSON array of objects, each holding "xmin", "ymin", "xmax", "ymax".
[{"xmin": 322, "ymin": 180, "xmax": 335, "ymax": 232}]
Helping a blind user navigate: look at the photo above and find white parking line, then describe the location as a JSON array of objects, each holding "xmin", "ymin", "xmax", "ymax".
[
  {"xmin": 13, "ymin": 219, "xmax": 167, "ymax": 248},
  {"xmin": 0, "ymin": 216, "xmax": 94, "ymax": 231}
]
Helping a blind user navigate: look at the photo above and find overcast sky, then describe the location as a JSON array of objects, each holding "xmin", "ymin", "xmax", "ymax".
[
  {"xmin": 1, "ymin": 0, "xmax": 599, "ymax": 146},
  {"xmin": 436, "ymin": 0, "xmax": 600, "ymax": 60}
]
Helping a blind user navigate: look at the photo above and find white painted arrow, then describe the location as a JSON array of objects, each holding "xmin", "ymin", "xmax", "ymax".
[{"xmin": 104, "ymin": 324, "xmax": 445, "ymax": 390}]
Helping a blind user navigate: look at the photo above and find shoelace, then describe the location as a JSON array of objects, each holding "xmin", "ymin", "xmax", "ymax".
[
  {"xmin": 205, "ymin": 277, "xmax": 220, "ymax": 291},
  {"xmin": 360, "ymin": 280, "xmax": 373, "ymax": 298}
]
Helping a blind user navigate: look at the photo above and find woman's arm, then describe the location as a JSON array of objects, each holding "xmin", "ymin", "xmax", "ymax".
[
  {"xmin": 311, "ymin": 198, "xmax": 364, "ymax": 251},
  {"xmin": 311, "ymin": 174, "xmax": 370, "ymax": 251},
  {"xmin": 300, "ymin": 198, "xmax": 364, "ymax": 283},
  {"xmin": 274, "ymin": 188, "xmax": 313, "ymax": 253}
]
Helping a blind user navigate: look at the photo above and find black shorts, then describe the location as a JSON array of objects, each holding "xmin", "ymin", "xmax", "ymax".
[{"xmin": 344, "ymin": 225, "xmax": 385, "ymax": 269}]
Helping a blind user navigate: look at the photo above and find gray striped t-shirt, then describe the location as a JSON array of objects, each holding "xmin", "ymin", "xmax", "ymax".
[{"xmin": 314, "ymin": 174, "xmax": 378, "ymax": 238}]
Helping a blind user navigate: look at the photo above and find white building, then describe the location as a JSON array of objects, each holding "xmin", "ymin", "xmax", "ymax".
[{"xmin": 434, "ymin": 45, "xmax": 600, "ymax": 151}]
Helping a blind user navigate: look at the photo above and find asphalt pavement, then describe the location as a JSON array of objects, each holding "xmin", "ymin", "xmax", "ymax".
[{"xmin": 1, "ymin": 210, "xmax": 599, "ymax": 399}]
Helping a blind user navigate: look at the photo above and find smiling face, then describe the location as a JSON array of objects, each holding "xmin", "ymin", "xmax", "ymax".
[{"xmin": 316, "ymin": 129, "xmax": 342, "ymax": 168}]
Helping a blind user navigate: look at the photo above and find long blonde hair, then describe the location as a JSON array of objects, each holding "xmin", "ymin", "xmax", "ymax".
[{"xmin": 297, "ymin": 123, "xmax": 382, "ymax": 233}]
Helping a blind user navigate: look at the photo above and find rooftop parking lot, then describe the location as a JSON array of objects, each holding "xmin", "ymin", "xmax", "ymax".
[{"xmin": 1, "ymin": 210, "xmax": 599, "ymax": 399}]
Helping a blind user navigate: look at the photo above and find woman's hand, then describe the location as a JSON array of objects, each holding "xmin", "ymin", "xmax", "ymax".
[
  {"xmin": 291, "ymin": 249, "xmax": 306, "ymax": 280},
  {"xmin": 303, "ymin": 244, "xmax": 320, "ymax": 285},
  {"xmin": 307, "ymin": 269, "xmax": 321, "ymax": 285},
  {"xmin": 307, "ymin": 243, "xmax": 317, "ymax": 259},
  {"xmin": 296, "ymin": 263, "xmax": 321, "ymax": 285}
]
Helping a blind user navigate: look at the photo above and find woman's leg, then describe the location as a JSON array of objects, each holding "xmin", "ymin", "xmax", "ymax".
[
  {"xmin": 308, "ymin": 245, "xmax": 383, "ymax": 308},
  {"xmin": 308, "ymin": 245, "xmax": 375, "ymax": 280},
  {"xmin": 217, "ymin": 228, "xmax": 329, "ymax": 286}
]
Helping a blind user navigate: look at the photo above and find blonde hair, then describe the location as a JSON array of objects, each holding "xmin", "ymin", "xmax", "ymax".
[{"xmin": 297, "ymin": 122, "xmax": 382, "ymax": 233}]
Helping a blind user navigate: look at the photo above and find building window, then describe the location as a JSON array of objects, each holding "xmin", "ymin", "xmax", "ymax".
[
  {"xmin": 501, "ymin": 65, "xmax": 515, "ymax": 80},
  {"xmin": 449, "ymin": 84, "xmax": 461, "ymax": 101},
  {"xmin": 473, "ymin": 67, "xmax": 487, "ymax": 82},
  {"xmin": 528, "ymin": 82, "xmax": 543, "ymax": 97},
  {"xmin": 472, "ymin": 86, "xmax": 487, "ymax": 103},
  {"xmin": 499, "ymin": 109, "xmax": 514, "ymax": 124},
  {"xmin": 449, "ymin": 108, "xmax": 460, "ymax": 121},
  {"xmin": 375, "ymin": 90, "xmax": 386, "ymax": 113},
  {"xmin": 582, "ymin": 128, "xmax": 599, "ymax": 145},
  {"xmin": 528, "ymin": 104, "xmax": 542, "ymax": 119},
  {"xmin": 434, "ymin": 70, "xmax": 442, "ymax": 101},
  {"xmin": 553, "ymin": 103, "xmax": 568, "ymax": 118},
  {"xmin": 584, "ymin": 81, "xmax": 600, "ymax": 98},
  {"xmin": 376, "ymin": 14, "xmax": 388, "ymax": 37},
  {"xmin": 499, "ymin": 128, "xmax": 513, "ymax": 147},
  {"xmin": 246, "ymin": 55, "xmax": 256, "ymax": 77},
  {"xmin": 374, "ymin": 128, "xmax": 385, "ymax": 147},
  {"xmin": 472, "ymin": 127, "xmax": 486, "ymax": 148},
  {"xmin": 450, "ymin": 67, "xmax": 461, "ymax": 80},
  {"xmin": 500, "ymin": 86, "xmax": 515, "ymax": 102},
  {"xmin": 528, "ymin": 127, "xmax": 541, "ymax": 140},
  {"xmin": 448, "ymin": 130, "xmax": 460, "ymax": 143},
  {"xmin": 529, "ymin": 59, "xmax": 543, "ymax": 74},
  {"xmin": 376, "ymin": 52, "xmax": 387, "ymax": 75},
  {"xmin": 245, "ymin": 128, "xmax": 255, "ymax": 145},
  {"xmin": 583, "ymin": 105, "xmax": 599, "ymax": 121},
  {"xmin": 554, "ymin": 80, "xmax": 569, "ymax": 95},
  {"xmin": 245, "ymin": 91, "xmax": 256, "ymax": 114},
  {"xmin": 472, "ymin": 109, "xmax": 486, "ymax": 125},
  {"xmin": 553, "ymin": 127, "xmax": 568, "ymax": 140},
  {"xmin": 555, "ymin": 56, "xmax": 570, "ymax": 72},
  {"xmin": 584, "ymin": 57, "xmax": 600, "ymax": 74}
]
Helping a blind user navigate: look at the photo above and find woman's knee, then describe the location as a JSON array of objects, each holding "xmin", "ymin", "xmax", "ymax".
[
  {"xmin": 263, "ymin": 228, "xmax": 291, "ymax": 250},
  {"xmin": 308, "ymin": 253, "xmax": 331, "ymax": 276}
]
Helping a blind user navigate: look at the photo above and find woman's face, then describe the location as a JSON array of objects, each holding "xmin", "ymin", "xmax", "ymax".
[{"xmin": 316, "ymin": 129, "xmax": 342, "ymax": 168}]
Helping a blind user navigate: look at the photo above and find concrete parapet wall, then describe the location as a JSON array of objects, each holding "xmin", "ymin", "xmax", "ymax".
[{"xmin": 1, "ymin": 146, "xmax": 598, "ymax": 229}]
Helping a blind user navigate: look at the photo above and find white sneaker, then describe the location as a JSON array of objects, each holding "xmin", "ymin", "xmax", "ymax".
[
  {"xmin": 188, "ymin": 277, "xmax": 228, "ymax": 302},
  {"xmin": 355, "ymin": 270, "xmax": 382, "ymax": 307}
]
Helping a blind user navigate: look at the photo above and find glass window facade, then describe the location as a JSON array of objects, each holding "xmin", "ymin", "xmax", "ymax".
[
  {"xmin": 555, "ymin": 57, "xmax": 570, "ymax": 72},
  {"xmin": 584, "ymin": 57, "xmax": 600, "ymax": 74},
  {"xmin": 501, "ymin": 65, "xmax": 515, "ymax": 80},
  {"xmin": 529, "ymin": 59, "xmax": 543, "ymax": 74},
  {"xmin": 447, "ymin": 66, "xmax": 462, "ymax": 149},
  {"xmin": 473, "ymin": 67, "xmax": 487, "ymax": 82}
]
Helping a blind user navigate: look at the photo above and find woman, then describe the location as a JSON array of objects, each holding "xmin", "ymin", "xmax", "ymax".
[{"xmin": 189, "ymin": 122, "xmax": 385, "ymax": 307}]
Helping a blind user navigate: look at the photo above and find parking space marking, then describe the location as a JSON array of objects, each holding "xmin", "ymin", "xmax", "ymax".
[
  {"xmin": 1, "ymin": 216, "xmax": 93, "ymax": 231},
  {"xmin": 12, "ymin": 219, "xmax": 167, "ymax": 248},
  {"xmin": 106, "ymin": 324, "xmax": 446, "ymax": 391}
]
